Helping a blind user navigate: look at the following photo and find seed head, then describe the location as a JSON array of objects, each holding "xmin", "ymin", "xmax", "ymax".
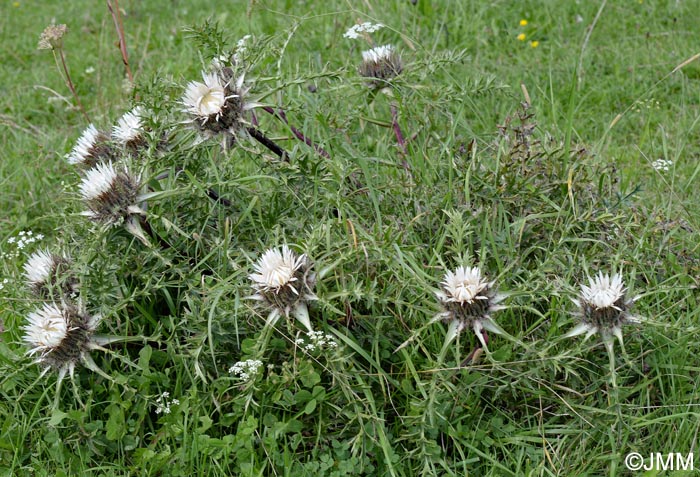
[{"xmin": 38, "ymin": 24, "xmax": 67, "ymax": 50}]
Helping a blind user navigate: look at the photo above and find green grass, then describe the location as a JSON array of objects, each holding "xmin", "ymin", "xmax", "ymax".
[{"xmin": 1, "ymin": 0, "xmax": 700, "ymax": 475}]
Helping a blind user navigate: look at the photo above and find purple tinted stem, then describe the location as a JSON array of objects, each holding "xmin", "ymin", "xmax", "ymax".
[{"xmin": 262, "ymin": 106, "xmax": 330, "ymax": 159}]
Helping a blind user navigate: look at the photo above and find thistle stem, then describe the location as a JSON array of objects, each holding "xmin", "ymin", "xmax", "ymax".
[
  {"xmin": 247, "ymin": 127, "xmax": 288, "ymax": 161},
  {"xmin": 205, "ymin": 188, "xmax": 232, "ymax": 207},
  {"xmin": 390, "ymin": 104, "xmax": 411, "ymax": 171},
  {"xmin": 459, "ymin": 331, "xmax": 489, "ymax": 368},
  {"xmin": 54, "ymin": 49, "xmax": 90, "ymax": 123},
  {"xmin": 138, "ymin": 216, "xmax": 171, "ymax": 250},
  {"xmin": 262, "ymin": 106, "xmax": 330, "ymax": 159}
]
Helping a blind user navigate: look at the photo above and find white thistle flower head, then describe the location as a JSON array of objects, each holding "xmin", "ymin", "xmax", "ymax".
[
  {"xmin": 67, "ymin": 124, "xmax": 114, "ymax": 168},
  {"xmin": 435, "ymin": 265, "xmax": 506, "ymax": 349},
  {"xmin": 567, "ymin": 272, "xmax": 641, "ymax": 344},
  {"xmin": 182, "ymin": 70, "xmax": 258, "ymax": 137},
  {"xmin": 22, "ymin": 302, "xmax": 102, "ymax": 376},
  {"xmin": 249, "ymin": 246, "xmax": 316, "ymax": 331},
  {"xmin": 23, "ymin": 249, "xmax": 76, "ymax": 298},
  {"xmin": 112, "ymin": 106, "xmax": 146, "ymax": 148},
  {"xmin": 79, "ymin": 161, "xmax": 144, "ymax": 226},
  {"xmin": 359, "ymin": 44, "xmax": 402, "ymax": 88}
]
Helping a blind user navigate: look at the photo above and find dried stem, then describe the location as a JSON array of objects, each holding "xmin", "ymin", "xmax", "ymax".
[
  {"xmin": 53, "ymin": 49, "xmax": 90, "ymax": 123},
  {"xmin": 107, "ymin": 0, "xmax": 134, "ymax": 84}
]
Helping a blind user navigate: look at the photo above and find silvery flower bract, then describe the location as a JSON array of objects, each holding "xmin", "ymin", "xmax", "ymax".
[
  {"xmin": 249, "ymin": 245, "xmax": 317, "ymax": 331},
  {"xmin": 359, "ymin": 44, "xmax": 403, "ymax": 87},
  {"xmin": 566, "ymin": 272, "xmax": 640, "ymax": 347},
  {"xmin": 67, "ymin": 124, "xmax": 114, "ymax": 168},
  {"xmin": 23, "ymin": 249, "xmax": 76, "ymax": 298},
  {"xmin": 181, "ymin": 69, "xmax": 260, "ymax": 138},
  {"xmin": 112, "ymin": 106, "xmax": 145, "ymax": 148},
  {"xmin": 22, "ymin": 302, "xmax": 104, "ymax": 382},
  {"xmin": 435, "ymin": 266, "xmax": 506, "ymax": 350}
]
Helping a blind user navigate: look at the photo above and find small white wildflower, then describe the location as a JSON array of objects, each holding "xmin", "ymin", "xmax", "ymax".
[
  {"xmin": 155, "ymin": 392, "xmax": 179, "ymax": 415},
  {"xmin": 652, "ymin": 159, "xmax": 673, "ymax": 172},
  {"xmin": 85, "ymin": 66, "xmax": 95, "ymax": 74},
  {"xmin": 233, "ymin": 34, "xmax": 253, "ymax": 63},
  {"xmin": 343, "ymin": 22, "xmax": 384, "ymax": 39},
  {"xmin": 296, "ymin": 331, "xmax": 339, "ymax": 352},
  {"xmin": 229, "ymin": 359, "xmax": 263, "ymax": 382},
  {"xmin": 237, "ymin": 34, "xmax": 252, "ymax": 50}
]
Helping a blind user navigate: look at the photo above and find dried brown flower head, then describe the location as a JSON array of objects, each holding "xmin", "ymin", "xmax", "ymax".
[{"xmin": 38, "ymin": 24, "xmax": 68, "ymax": 50}]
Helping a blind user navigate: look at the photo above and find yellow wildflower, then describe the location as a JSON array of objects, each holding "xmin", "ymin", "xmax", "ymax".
[
  {"xmin": 517, "ymin": 33, "xmax": 526, "ymax": 41},
  {"xmin": 519, "ymin": 19, "xmax": 528, "ymax": 26},
  {"xmin": 530, "ymin": 40, "xmax": 539, "ymax": 48}
]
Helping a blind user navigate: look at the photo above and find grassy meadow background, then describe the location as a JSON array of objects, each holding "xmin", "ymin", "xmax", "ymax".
[{"xmin": 1, "ymin": 0, "xmax": 700, "ymax": 475}]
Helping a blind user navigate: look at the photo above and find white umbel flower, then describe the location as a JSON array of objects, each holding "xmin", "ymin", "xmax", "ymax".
[
  {"xmin": 435, "ymin": 266, "xmax": 506, "ymax": 350},
  {"xmin": 67, "ymin": 124, "xmax": 113, "ymax": 167},
  {"xmin": 343, "ymin": 22, "xmax": 384, "ymax": 39},
  {"xmin": 566, "ymin": 272, "xmax": 641, "ymax": 346},
  {"xmin": 23, "ymin": 249, "xmax": 76, "ymax": 298},
  {"xmin": 359, "ymin": 44, "xmax": 402, "ymax": 87},
  {"xmin": 249, "ymin": 245, "xmax": 316, "ymax": 331},
  {"xmin": 112, "ymin": 106, "xmax": 145, "ymax": 148}
]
